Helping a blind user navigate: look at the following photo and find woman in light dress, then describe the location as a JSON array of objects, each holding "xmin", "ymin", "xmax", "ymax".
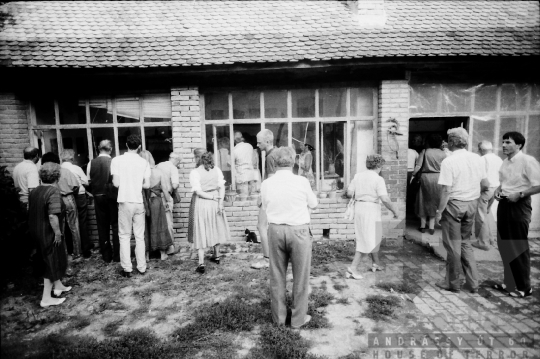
[
  {"xmin": 346, "ymin": 155, "xmax": 399, "ymax": 279},
  {"xmin": 298, "ymin": 143, "xmax": 316, "ymax": 189},
  {"xmin": 188, "ymin": 148, "xmax": 231, "ymax": 274}
]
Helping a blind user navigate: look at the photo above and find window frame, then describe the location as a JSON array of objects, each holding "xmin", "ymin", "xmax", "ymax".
[{"xmin": 200, "ymin": 87, "xmax": 378, "ymax": 192}]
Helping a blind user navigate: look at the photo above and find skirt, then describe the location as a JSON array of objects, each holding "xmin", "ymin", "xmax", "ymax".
[
  {"xmin": 189, "ymin": 195, "xmax": 231, "ymax": 250},
  {"xmin": 415, "ymin": 173, "xmax": 442, "ymax": 218},
  {"xmin": 354, "ymin": 202, "xmax": 383, "ymax": 253}
]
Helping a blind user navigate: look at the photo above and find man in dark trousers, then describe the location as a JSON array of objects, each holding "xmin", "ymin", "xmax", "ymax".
[
  {"xmin": 87, "ymin": 140, "xmax": 119, "ymax": 263},
  {"xmin": 493, "ymin": 132, "xmax": 540, "ymax": 298}
]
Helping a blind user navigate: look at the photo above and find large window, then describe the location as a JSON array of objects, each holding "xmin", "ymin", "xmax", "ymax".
[
  {"xmin": 202, "ymin": 87, "xmax": 377, "ymax": 191},
  {"xmin": 30, "ymin": 93, "xmax": 173, "ymax": 170}
]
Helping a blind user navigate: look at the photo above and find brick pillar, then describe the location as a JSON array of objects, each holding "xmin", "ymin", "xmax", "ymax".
[
  {"xmin": 378, "ymin": 80, "xmax": 409, "ymax": 240},
  {"xmin": 170, "ymin": 87, "xmax": 202, "ymax": 243},
  {"xmin": 0, "ymin": 93, "xmax": 30, "ymax": 173}
]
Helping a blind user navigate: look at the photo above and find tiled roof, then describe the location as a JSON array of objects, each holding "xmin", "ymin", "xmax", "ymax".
[{"xmin": 0, "ymin": 1, "xmax": 538, "ymax": 68}]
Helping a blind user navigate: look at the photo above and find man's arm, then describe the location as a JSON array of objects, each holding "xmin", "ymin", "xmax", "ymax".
[
  {"xmin": 112, "ymin": 175, "xmax": 120, "ymax": 188},
  {"xmin": 480, "ymin": 178, "xmax": 489, "ymax": 192},
  {"xmin": 142, "ymin": 163, "xmax": 151, "ymax": 190},
  {"xmin": 435, "ymin": 185, "xmax": 452, "ymax": 224}
]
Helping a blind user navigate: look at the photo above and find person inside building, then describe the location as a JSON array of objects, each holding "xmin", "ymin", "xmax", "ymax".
[
  {"xmin": 233, "ymin": 131, "xmax": 255, "ymax": 198},
  {"xmin": 28, "ymin": 162, "xmax": 72, "ymax": 308},
  {"xmin": 87, "ymin": 140, "xmax": 120, "ymax": 263},
  {"xmin": 216, "ymin": 137, "xmax": 232, "ymax": 185},
  {"xmin": 347, "ymin": 154, "xmax": 399, "ymax": 278},
  {"xmin": 156, "ymin": 151, "xmax": 181, "ymax": 255},
  {"xmin": 261, "ymin": 146, "xmax": 318, "ymax": 329},
  {"xmin": 60, "ymin": 149, "xmax": 93, "ymax": 258},
  {"xmin": 412, "ymin": 134, "xmax": 447, "ymax": 235},
  {"xmin": 111, "ymin": 135, "xmax": 151, "ymax": 278},
  {"xmin": 187, "ymin": 148, "xmax": 230, "ymax": 274},
  {"xmin": 42, "ymin": 152, "xmax": 82, "ymax": 262},
  {"xmin": 406, "ymin": 144, "xmax": 419, "ymax": 215},
  {"xmin": 251, "ymin": 129, "xmax": 278, "ymax": 270},
  {"xmin": 298, "ymin": 143, "xmax": 315, "ymax": 189},
  {"xmin": 140, "ymin": 150, "xmax": 174, "ymax": 261},
  {"xmin": 493, "ymin": 132, "xmax": 540, "ymax": 298},
  {"xmin": 435, "ymin": 127, "xmax": 488, "ymax": 294},
  {"xmin": 13, "ymin": 147, "xmax": 40, "ymax": 210},
  {"xmin": 472, "ymin": 140, "xmax": 503, "ymax": 251}
]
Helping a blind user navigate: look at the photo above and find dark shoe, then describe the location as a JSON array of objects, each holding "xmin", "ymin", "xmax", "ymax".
[
  {"xmin": 471, "ymin": 242, "xmax": 489, "ymax": 251},
  {"xmin": 418, "ymin": 227, "xmax": 426, "ymax": 233},
  {"xmin": 509, "ymin": 288, "xmax": 532, "ymax": 298},
  {"xmin": 493, "ymin": 283, "xmax": 511, "ymax": 293},
  {"xmin": 195, "ymin": 264, "xmax": 205, "ymax": 274},
  {"xmin": 102, "ymin": 252, "xmax": 113, "ymax": 263},
  {"xmin": 435, "ymin": 281, "xmax": 460, "ymax": 293},
  {"xmin": 428, "ymin": 229, "xmax": 435, "ymax": 235},
  {"xmin": 82, "ymin": 250, "xmax": 92, "ymax": 258},
  {"xmin": 209, "ymin": 256, "xmax": 221, "ymax": 265},
  {"xmin": 462, "ymin": 283, "xmax": 478, "ymax": 294},
  {"xmin": 119, "ymin": 270, "xmax": 131, "ymax": 278}
]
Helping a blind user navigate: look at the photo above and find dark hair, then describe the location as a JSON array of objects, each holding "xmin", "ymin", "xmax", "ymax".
[
  {"xmin": 502, "ymin": 131, "xmax": 526, "ymax": 150},
  {"xmin": 304, "ymin": 143, "xmax": 315, "ymax": 152},
  {"xmin": 39, "ymin": 162, "xmax": 61, "ymax": 184},
  {"xmin": 194, "ymin": 148, "xmax": 214, "ymax": 171},
  {"xmin": 126, "ymin": 134, "xmax": 142, "ymax": 150},
  {"xmin": 41, "ymin": 152, "xmax": 60, "ymax": 165},
  {"xmin": 427, "ymin": 134, "xmax": 443, "ymax": 149},
  {"xmin": 23, "ymin": 147, "xmax": 39, "ymax": 160}
]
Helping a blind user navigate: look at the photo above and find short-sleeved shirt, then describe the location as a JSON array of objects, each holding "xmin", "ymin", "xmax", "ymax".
[
  {"xmin": 61, "ymin": 162, "xmax": 88, "ymax": 194},
  {"xmin": 438, "ymin": 149, "xmax": 487, "ymax": 201},
  {"xmin": 110, "ymin": 152, "xmax": 151, "ymax": 204},
  {"xmin": 348, "ymin": 170, "xmax": 388, "ymax": 203},
  {"xmin": 500, "ymin": 151, "xmax": 540, "ymax": 195},
  {"xmin": 407, "ymin": 149, "xmax": 419, "ymax": 171},
  {"xmin": 189, "ymin": 165, "xmax": 225, "ymax": 192},
  {"xmin": 13, "ymin": 160, "xmax": 40, "ymax": 203},
  {"xmin": 156, "ymin": 160, "xmax": 180, "ymax": 191},
  {"xmin": 57, "ymin": 168, "xmax": 80, "ymax": 196},
  {"xmin": 482, "ymin": 153, "xmax": 503, "ymax": 188},
  {"xmin": 265, "ymin": 147, "xmax": 279, "ymax": 179}
]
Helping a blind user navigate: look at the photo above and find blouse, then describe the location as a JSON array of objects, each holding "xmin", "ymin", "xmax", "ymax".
[
  {"xmin": 348, "ymin": 170, "xmax": 388, "ymax": 203},
  {"xmin": 189, "ymin": 165, "xmax": 226, "ymax": 192}
]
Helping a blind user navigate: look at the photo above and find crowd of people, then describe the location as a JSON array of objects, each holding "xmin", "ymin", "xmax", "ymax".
[{"xmin": 11, "ymin": 126, "xmax": 539, "ymax": 325}]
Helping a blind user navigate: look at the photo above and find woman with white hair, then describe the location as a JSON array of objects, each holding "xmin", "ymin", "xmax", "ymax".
[{"xmin": 346, "ymin": 154, "xmax": 399, "ymax": 278}]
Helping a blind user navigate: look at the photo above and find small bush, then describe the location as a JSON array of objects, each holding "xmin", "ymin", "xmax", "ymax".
[
  {"xmin": 354, "ymin": 325, "xmax": 366, "ymax": 336},
  {"xmin": 333, "ymin": 284, "xmax": 348, "ymax": 292},
  {"xmin": 364, "ymin": 295, "xmax": 401, "ymax": 322},
  {"xmin": 336, "ymin": 297, "xmax": 349, "ymax": 305}
]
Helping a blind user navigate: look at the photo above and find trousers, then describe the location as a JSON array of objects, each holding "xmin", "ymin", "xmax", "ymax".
[
  {"xmin": 474, "ymin": 187, "xmax": 496, "ymax": 247},
  {"xmin": 75, "ymin": 194, "xmax": 92, "ymax": 252},
  {"xmin": 268, "ymin": 223, "xmax": 312, "ymax": 328},
  {"xmin": 441, "ymin": 199, "xmax": 479, "ymax": 290},
  {"xmin": 94, "ymin": 195, "xmax": 120, "ymax": 261},
  {"xmin": 62, "ymin": 194, "xmax": 81, "ymax": 257},
  {"xmin": 118, "ymin": 202, "xmax": 146, "ymax": 273},
  {"xmin": 497, "ymin": 197, "xmax": 532, "ymax": 292}
]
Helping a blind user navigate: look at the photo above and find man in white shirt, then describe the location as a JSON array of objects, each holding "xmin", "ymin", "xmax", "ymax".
[
  {"xmin": 472, "ymin": 141, "xmax": 503, "ymax": 251},
  {"xmin": 156, "ymin": 152, "xmax": 181, "ymax": 253},
  {"xmin": 233, "ymin": 131, "xmax": 255, "ymax": 196},
  {"xmin": 493, "ymin": 132, "xmax": 540, "ymax": 298},
  {"xmin": 261, "ymin": 146, "xmax": 318, "ymax": 329},
  {"xmin": 13, "ymin": 147, "xmax": 40, "ymax": 209},
  {"xmin": 61, "ymin": 149, "xmax": 93, "ymax": 258},
  {"xmin": 435, "ymin": 128, "xmax": 489, "ymax": 294},
  {"xmin": 111, "ymin": 135, "xmax": 151, "ymax": 277}
]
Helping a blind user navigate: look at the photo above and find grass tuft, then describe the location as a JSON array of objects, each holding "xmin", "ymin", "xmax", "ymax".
[
  {"xmin": 375, "ymin": 282, "xmax": 417, "ymax": 294},
  {"xmin": 364, "ymin": 295, "xmax": 401, "ymax": 322},
  {"xmin": 354, "ymin": 324, "xmax": 366, "ymax": 336},
  {"xmin": 333, "ymin": 284, "xmax": 348, "ymax": 292},
  {"xmin": 336, "ymin": 297, "xmax": 349, "ymax": 305}
]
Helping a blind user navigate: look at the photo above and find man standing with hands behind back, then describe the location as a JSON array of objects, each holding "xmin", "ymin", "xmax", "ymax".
[{"xmin": 492, "ymin": 132, "xmax": 540, "ymax": 298}]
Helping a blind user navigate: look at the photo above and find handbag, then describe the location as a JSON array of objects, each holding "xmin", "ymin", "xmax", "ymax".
[
  {"xmin": 172, "ymin": 188, "xmax": 182, "ymax": 204},
  {"xmin": 411, "ymin": 150, "xmax": 427, "ymax": 188},
  {"xmin": 344, "ymin": 196, "xmax": 355, "ymax": 221}
]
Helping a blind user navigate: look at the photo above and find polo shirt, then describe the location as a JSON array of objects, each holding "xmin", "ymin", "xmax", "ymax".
[
  {"xmin": 110, "ymin": 152, "xmax": 151, "ymax": 204},
  {"xmin": 12, "ymin": 159, "xmax": 40, "ymax": 203},
  {"xmin": 156, "ymin": 160, "xmax": 180, "ymax": 189},
  {"xmin": 482, "ymin": 152, "xmax": 503, "ymax": 188},
  {"xmin": 499, "ymin": 151, "xmax": 540, "ymax": 196},
  {"xmin": 61, "ymin": 161, "xmax": 88, "ymax": 194},
  {"xmin": 438, "ymin": 149, "xmax": 487, "ymax": 201},
  {"xmin": 57, "ymin": 168, "xmax": 80, "ymax": 196}
]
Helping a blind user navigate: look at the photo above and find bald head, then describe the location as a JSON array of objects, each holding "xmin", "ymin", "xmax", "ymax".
[
  {"xmin": 23, "ymin": 147, "xmax": 39, "ymax": 163},
  {"xmin": 478, "ymin": 140, "xmax": 493, "ymax": 155}
]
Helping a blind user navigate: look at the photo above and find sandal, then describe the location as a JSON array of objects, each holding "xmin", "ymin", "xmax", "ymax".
[
  {"xmin": 371, "ymin": 264, "xmax": 384, "ymax": 272},
  {"xmin": 345, "ymin": 268, "xmax": 363, "ymax": 280},
  {"xmin": 508, "ymin": 288, "xmax": 532, "ymax": 298},
  {"xmin": 493, "ymin": 283, "xmax": 510, "ymax": 293}
]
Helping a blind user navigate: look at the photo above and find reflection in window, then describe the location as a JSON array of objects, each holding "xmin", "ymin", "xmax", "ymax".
[
  {"xmin": 441, "ymin": 84, "xmax": 472, "ymax": 113},
  {"xmin": 292, "ymin": 122, "xmax": 316, "ymax": 189},
  {"xmin": 34, "ymin": 98, "xmax": 56, "ymax": 125},
  {"xmin": 319, "ymin": 88, "xmax": 346, "ymax": 117},
  {"xmin": 500, "ymin": 84, "xmax": 529, "ymax": 112},
  {"xmin": 321, "ymin": 122, "xmax": 345, "ymax": 188},
  {"xmin": 350, "ymin": 88, "xmax": 374, "ymax": 116},
  {"xmin": 91, "ymin": 128, "xmax": 116, "ymax": 157},
  {"xmin": 526, "ymin": 115, "xmax": 540, "ymax": 161},
  {"xmin": 233, "ymin": 91, "xmax": 260, "ymax": 119},
  {"xmin": 89, "ymin": 98, "xmax": 113, "ymax": 124},
  {"xmin": 410, "ymin": 85, "xmax": 439, "ymax": 113},
  {"xmin": 205, "ymin": 125, "xmax": 232, "ymax": 186},
  {"xmin": 118, "ymin": 127, "xmax": 141, "ymax": 155},
  {"xmin": 61, "ymin": 129, "xmax": 89, "ymax": 168},
  {"xmin": 59, "ymin": 98, "xmax": 86, "ymax": 124},
  {"xmin": 144, "ymin": 94, "xmax": 172, "ymax": 123},
  {"xmin": 265, "ymin": 123, "xmax": 289, "ymax": 148},
  {"xmin": 471, "ymin": 117, "xmax": 496, "ymax": 154},
  {"xmin": 474, "ymin": 85, "xmax": 497, "ymax": 112},
  {"xmin": 205, "ymin": 93, "xmax": 228, "ymax": 120},
  {"xmin": 532, "ymin": 85, "xmax": 540, "ymax": 111},
  {"xmin": 38, "ymin": 130, "xmax": 58, "ymax": 155},
  {"xmin": 292, "ymin": 89, "xmax": 315, "ymax": 118},
  {"xmin": 264, "ymin": 91, "xmax": 287, "ymax": 118},
  {"xmin": 145, "ymin": 126, "xmax": 172, "ymax": 164},
  {"xmin": 117, "ymin": 96, "xmax": 140, "ymax": 123}
]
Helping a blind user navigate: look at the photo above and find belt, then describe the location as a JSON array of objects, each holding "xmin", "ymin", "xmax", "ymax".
[{"xmin": 355, "ymin": 199, "xmax": 378, "ymax": 203}]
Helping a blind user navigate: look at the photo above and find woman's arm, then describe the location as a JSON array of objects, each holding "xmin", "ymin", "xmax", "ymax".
[
  {"xmin": 379, "ymin": 195, "xmax": 399, "ymax": 218},
  {"xmin": 48, "ymin": 214, "xmax": 63, "ymax": 246},
  {"xmin": 412, "ymin": 150, "xmax": 425, "ymax": 176}
]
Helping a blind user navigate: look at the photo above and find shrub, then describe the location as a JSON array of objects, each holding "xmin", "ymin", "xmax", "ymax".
[{"xmin": 364, "ymin": 295, "xmax": 401, "ymax": 322}]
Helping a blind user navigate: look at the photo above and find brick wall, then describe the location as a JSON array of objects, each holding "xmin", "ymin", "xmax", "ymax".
[
  {"xmin": 377, "ymin": 80, "xmax": 409, "ymax": 239},
  {"xmin": 0, "ymin": 93, "xmax": 30, "ymax": 172}
]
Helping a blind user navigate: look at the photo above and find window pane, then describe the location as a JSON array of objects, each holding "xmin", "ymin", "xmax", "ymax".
[
  {"xmin": 410, "ymin": 85, "xmax": 439, "ymax": 114},
  {"xmin": 117, "ymin": 96, "xmax": 140, "ymax": 123},
  {"xmin": 58, "ymin": 97, "xmax": 86, "ymax": 125},
  {"xmin": 143, "ymin": 94, "xmax": 171, "ymax": 123},
  {"xmin": 531, "ymin": 84, "xmax": 540, "ymax": 111},
  {"xmin": 474, "ymin": 85, "xmax": 497, "ymax": 112},
  {"xmin": 118, "ymin": 127, "xmax": 141, "ymax": 155},
  {"xmin": 89, "ymin": 98, "xmax": 113, "ymax": 124},
  {"xmin": 292, "ymin": 122, "xmax": 317, "ymax": 189},
  {"xmin": 350, "ymin": 88, "xmax": 374, "ymax": 116},
  {"xmin": 500, "ymin": 84, "xmax": 528, "ymax": 112},
  {"xmin": 265, "ymin": 123, "xmax": 289, "ymax": 148},
  {"xmin": 145, "ymin": 126, "xmax": 172, "ymax": 165},
  {"xmin": 91, "ymin": 128, "xmax": 116, "ymax": 157},
  {"xmin": 292, "ymin": 89, "xmax": 315, "ymax": 118},
  {"xmin": 38, "ymin": 130, "xmax": 58, "ymax": 155},
  {"xmin": 204, "ymin": 93, "xmax": 229, "ymax": 120},
  {"xmin": 61, "ymin": 129, "xmax": 90, "ymax": 169},
  {"xmin": 264, "ymin": 91, "xmax": 287, "ymax": 118},
  {"xmin": 319, "ymin": 88, "xmax": 346, "ymax": 117},
  {"xmin": 441, "ymin": 84, "xmax": 472, "ymax": 113},
  {"xmin": 526, "ymin": 115, "xmax": 540, "ymax": 161},
  {"xmin": 498, "ymin": 116, "xmax": 526, "ymax": 157},
  {"xmin": 34, "ymin": 98, "xmax": 56, "ymax": 125},
  {"xmin": 321, "ymin": 122, "xmax": 345, "ymax": 189},
  {"xmin": 209, "ymin": 126, "xmax": 232, "ymax": 187},
  {"xmin": 471, "ymin": 117, "xmax": 496, "ymax": 155},
  {"xmin": 233, "ymin": 91, "xmax": 260, "ymax": 119}
]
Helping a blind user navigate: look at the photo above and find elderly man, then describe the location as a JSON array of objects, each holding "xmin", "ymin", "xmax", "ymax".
[
  {"xmin": 252, "ymin": 129, "xmax": 279, "ymax": 269},
  {"xmin": 261, "ymin": 146, "xmax": 318, "ymax": 329},
  {"xmin": 156, "ymin": 152, "xmax": 181, "ymax": 254},
  {"xmin": 61, "ymin": 149, "xmax": 93, "ymax": 258},
  {"xmin": 233, "ymin": 131, "xmax": 255, "ymax": 196},
  {"xmin": 13, "ymin": 147, "xmax": 40, "ymax": 209},
  {"xmin": 87, "ymin": 140, "xmax": 119, "ymax": 263},
  {"xmin": 472, "ymin": 141, "xmax": 503, "ymax": 251},
  {"xmin": 493, "ymin": 132, "xmax": 540, "ymax": 298},
  {"xmin": 435, "ymin": 128, "xmax": 489, "ymax": 294}
]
